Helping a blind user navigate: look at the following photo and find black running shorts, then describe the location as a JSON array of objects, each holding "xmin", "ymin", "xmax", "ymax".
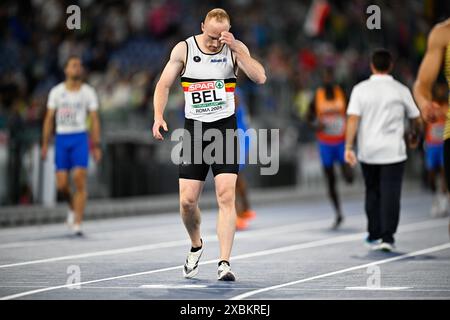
[{"xmin": 179, "ymin": 114, "xmax": 239, "ymax": 181}]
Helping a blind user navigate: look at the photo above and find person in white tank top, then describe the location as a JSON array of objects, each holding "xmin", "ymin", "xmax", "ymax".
[
  {"xmin": 152, "ymin": 8, "xmax": 266, "ymax": 281},
  {"xmin": 180, "ymin": 35, "xmax": 237, "ymax": 122}
]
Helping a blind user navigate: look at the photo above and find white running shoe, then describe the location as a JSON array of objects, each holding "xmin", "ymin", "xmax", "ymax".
[
  {"xmin": 378, "ymin": 242, "xmax": 395, "ymax": 252},
  {"xmin": 183, "ymin": 241, "xmax": 204, "ymax": 279},
  {"xmin": 431, "ymin": 196, "xmax": 440, "ymax": 218},
  {"xmin": 437, "ymin": 194, "xmax": 449, "ymax": 217},
  {"xmin": 72, "ymin": 223, "xmax": 83, "ymax": 237},
  {"xmin": 217, "ymin": 261, "xmax": 236, "ymax": 281},
  {"xmin": 364, "ymin": 238, "xmax": 381, "ymax": 250},
  {"xmin": 66, "ymin": 210, "xmax": 75, "ymax": 227}
]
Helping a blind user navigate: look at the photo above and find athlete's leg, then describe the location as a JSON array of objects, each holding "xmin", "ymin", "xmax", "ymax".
[
  {"xmin": 235, "ymin": 174, "xmax": 250, "ymax": 230},
  {"xmin": 319, "ymin": 142, "xmax": 342, "ymax": 225},
  {"xmin": 428, "ymin": 169, "xmax": 437, "ymax": 193},
  {"xmin": 235, "ymin": 174, "xmax": 250, "ymax": 215},
  {"xmin": 440, "ymin": 167, "xmax": 447, "ymax": 193},
  {"xmin": 72, "ymin": 168, "xmax": 87, "ymax": 225},
  {"xmin": 341, "ymin": 163, "xmax": 354, "ymax": 184},
  {"xmin": 56, "ymin": 171, "xmax": 72, "ymax": 208},
  {"xmin": 179, "ymin": 178, "xmax": 204, "ymax": 248},
  {"xmin": 214, "ymin": 173, "xmax": 237, "ymax": 262},
  {"xmin": 427, "ymin": 146, "xmax": 444, "ymax": 217},
  {"xmin": 323, "ymin": 166, "xmax": 342, "ymax": 219},
  {"xmin": 438, "ymin": 144, "xmax": 447, "ymax": 193},
  {"xmin": 435, "ymin": 165, "xmax": 450, "ymax": 218},
  {"xmin": 69, "ymin": 132, "xmax": 89, "ymax": 226},
  {"xmin": 426, "ymin": 145, "xmax": 438, "ymax": 193},
  {"xmin": 55, "ymin": 134, "xmax": 73, "ymax": 209}
]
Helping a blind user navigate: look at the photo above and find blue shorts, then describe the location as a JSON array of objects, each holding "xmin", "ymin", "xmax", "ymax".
[
  {"xmin": 236, "ymin": 107, "xmax": 250, "ymax": 171},
  {"xmin": 318, "ymin": 141, "xmax": 345, "ymax": 168},
  {"xmin": 55, "ymin": 132, "xmax": 89, "ymax": 171},
  {"xmin": 425, "ymin": 144, "xmax": 444, "ymax": 170}
]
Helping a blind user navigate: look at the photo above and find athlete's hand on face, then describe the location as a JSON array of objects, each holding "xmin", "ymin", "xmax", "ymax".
[
  {"xmin": 41, "ymin": 144, "xmax": 48, "ymax": 160},
  {"xmin": 421, "ymin": 101, "xmax": 442, "ymax": 123},
  {"xmin": 219, "ymin": 31, "xmax": 239, "ymax": 52},
  {"xmin": 344, "ymin": 149, "xmax": 358, "ymax": 167},
  {"xmin": 153, "ymin": 118, "xmax": 168, "ymax": 140}
]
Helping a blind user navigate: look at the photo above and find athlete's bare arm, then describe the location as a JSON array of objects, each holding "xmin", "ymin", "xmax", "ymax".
[
  {"xmin": 306, "ymin": 98, "xmax": 324, "ymax": 131},
  {"xmin": 344, "ymin": 115, "xmax": 360, "ymax": 167},
  {"xmin": 413, "ymin": 20, "xmax": 450, "ymax": 123},
  {"xmin": 153, "ymin": 41, "xmax": 187, "ymax": 140},
  {"xmin": 89, "ymin": 111, "xmax": 102, "ymax": 162},
  {"xmin": 219, "ymin": 32, "xmax": 266, "ymax": 84},
  {"xmin": 41, "ymin": 109, "xmax": 55, "ymax": 160}
]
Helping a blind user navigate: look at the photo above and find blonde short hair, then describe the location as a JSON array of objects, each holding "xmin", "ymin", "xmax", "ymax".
[{"xmin": 205, "ymin": 8, "xmax": 230, "ymax": 25}]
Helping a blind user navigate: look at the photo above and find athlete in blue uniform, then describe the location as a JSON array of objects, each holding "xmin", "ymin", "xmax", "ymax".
[
  {"xmin": 41, "ymin": 56, "xmax": 102, "ymax": 236},
  {"xmin": 235, "ymin": 87, "xmax": 256, "ymax": 230}
]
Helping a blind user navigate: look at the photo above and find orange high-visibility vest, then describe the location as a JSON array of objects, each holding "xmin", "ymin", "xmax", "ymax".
[{"xmin": 315, "ymin": 86, "xmax": 346, "ymax": 144}]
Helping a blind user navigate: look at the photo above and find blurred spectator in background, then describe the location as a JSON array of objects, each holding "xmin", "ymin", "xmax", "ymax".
[{"xmin": 423, "ymin": 82, "xmax": 449, "ymax": 217}]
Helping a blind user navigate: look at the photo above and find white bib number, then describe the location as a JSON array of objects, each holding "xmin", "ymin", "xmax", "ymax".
[
  {"xmin": 430, "ymin": 124, "xmax": 444, "ymax": 141},
  {"xmin": 323, "ymin": 114, "xmax": 345, "ymax": 136},
  {"xmin": 187, "ymin": 80, "xmax": 227, "ymax": 114},
  {"xmin": 57, "ymin": 107, "xmax": 78, "ymax": 126}
]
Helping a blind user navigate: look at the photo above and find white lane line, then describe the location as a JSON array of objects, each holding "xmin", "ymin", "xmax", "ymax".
[
  {"xmin": 0, "ymin": 212, "xmax": 335, "ymax": 250},
  {"xmin": 0, "ymin": 221, "xmax": 194, "ymax": 250},
  {"xmin": 3, "ymin": 286, "xmax": 450, "ymax": 293},
  {"xmin": 345, "ymin": 287, "xmax": 411, "ymax": 291},
  {"xmin": 0, "ymin": 240, "xmax": 63, "ymax": 249},
  {"xmin": 0, "ymin": 216, "xmax": 351, "ymax": 269},
  {"xmin": 0, "ymin": 218, "xmax": 444, "ymax": 300},
  {"xmin": 0, "ymin": 193, "xmax": 427, "ymax": 249},
  {"xmin": 0, "ymin": 239, "xmax": 190, "ymax": 269},
  {"xmin": 230, "ymin": 243, "xmax": 450, "ymax": 300},
  {"xmin": 139, "ymin": 284, "xmax": 207, "ymax": 289}
]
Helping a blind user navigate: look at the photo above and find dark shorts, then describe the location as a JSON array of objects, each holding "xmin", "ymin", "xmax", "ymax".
[{"xmin": 179, "ymin": 115, "xmax": 239, "ymax": 181}]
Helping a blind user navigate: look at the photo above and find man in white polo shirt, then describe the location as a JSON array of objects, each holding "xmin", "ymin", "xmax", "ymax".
[{"xmin": 344, "ymin": 49, "xmax": 421, "ymax": 252}]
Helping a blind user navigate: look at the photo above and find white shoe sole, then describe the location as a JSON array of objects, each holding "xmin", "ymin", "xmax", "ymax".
[
  {"xmin": 218, "ymin": 271, "xmax": 236, "ymax": 281},
  {"xmin": 365, "ymin": 240, "xmax": 381, "ymax": 250},
  {"xmin": 183, "ymin": 250, "xmax": 203, "ymax": 279},
  {"xmin": 183, "ymin": 266, "xmax": 199, "ymax": 279},
  {"xmin": 378, "ymin": 243, "xmax": 394, "ymax": 252}
]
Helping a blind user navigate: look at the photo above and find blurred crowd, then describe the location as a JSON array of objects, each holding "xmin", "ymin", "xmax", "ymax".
[
  {"xmin": 0, "ymin": 0, "xmax": 448, "ymax": 204},
  {"xmin": 1, "ymin": 0, "xmax": 448, "ymax": 131}
]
